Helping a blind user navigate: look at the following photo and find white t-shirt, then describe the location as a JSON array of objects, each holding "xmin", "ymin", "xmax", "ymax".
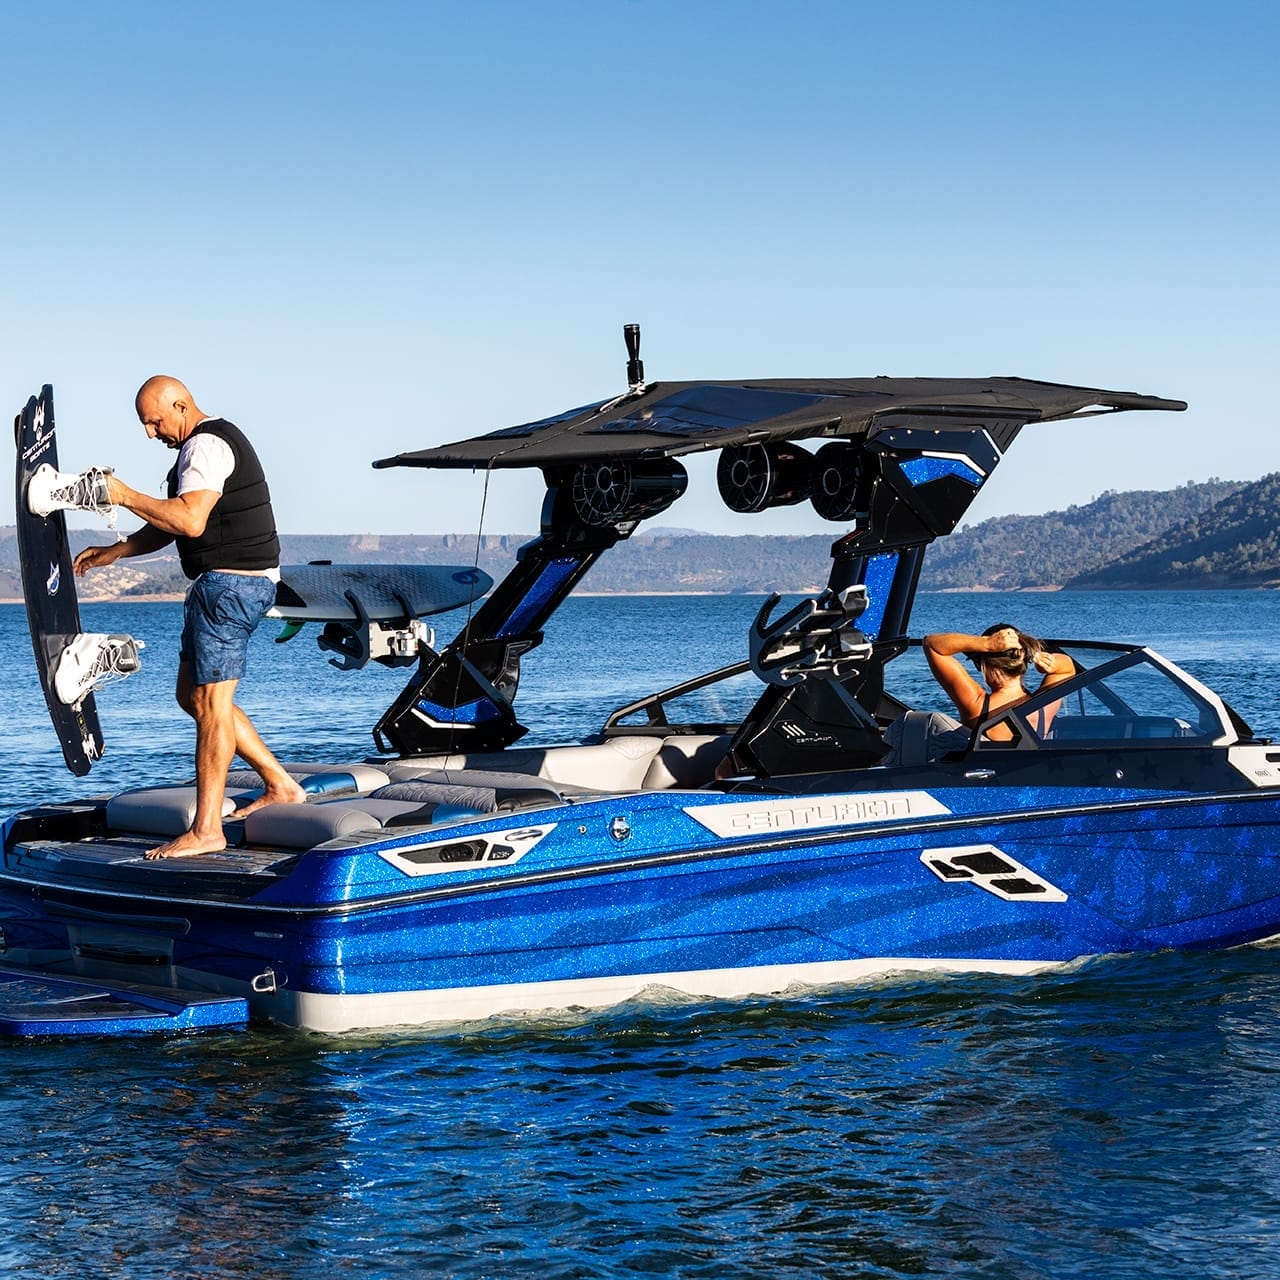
[{"xmin": 175, "ymin": 433, "xmax": 235, "ymax": 495}]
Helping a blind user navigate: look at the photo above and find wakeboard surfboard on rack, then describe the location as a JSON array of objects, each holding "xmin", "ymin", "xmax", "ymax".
[
  {"xmin": 270, "ymin": 562, "xmax": 493, "ymax": 624},
  {"xmin": 269, "ymin": 562, "xmax": 494, "ymax": 667},
  {"xmin": 14, "ymin": 385, "xmax": 104, "ymax": 776}
]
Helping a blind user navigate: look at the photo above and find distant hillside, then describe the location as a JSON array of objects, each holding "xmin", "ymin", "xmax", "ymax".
[
  {"xmin": 0, "ymin": 530, "xmax": 535, "ymax": 603},
  {"xmin": 0, "ymin": 475, "xmax": 1268, "ymax": 599},
  {"xmin": 0, "ymin": 526, "xmax": 841, "ymax": 600},
  {"xmin": 1067, "ymin": 473, "xmax": 1280, "ymax": 589},
  {"xmin": 921, "ymin": 479, "xmax": 1243, "ymax": 590}
]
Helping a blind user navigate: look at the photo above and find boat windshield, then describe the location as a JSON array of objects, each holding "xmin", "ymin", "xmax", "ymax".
[
  {"xmin": 977, "ymin": 646, "xmax": 1232, "ymax": 747},
  {"xmin": 602, "ymin": 641, "xmax": 1237, "ymax": 757}
]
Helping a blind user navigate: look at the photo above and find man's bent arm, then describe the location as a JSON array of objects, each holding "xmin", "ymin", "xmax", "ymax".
[
  {"xmin": 73, "ymin": 521, "xmax": 175, "ymax": 575},
  {"xmin": 105, "ymin": 475, "xmax": 220, "ymax": 540}
]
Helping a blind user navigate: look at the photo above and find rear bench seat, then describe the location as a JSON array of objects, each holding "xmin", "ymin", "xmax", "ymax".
[
  {"xmin": 104, "ymin": 762, "xmax": 392, "ymax": 838},
  {"xmin": 104, "ymin": 736, "xmax": 734, "ymax": 852},
  {"xmin": 242, "ymin": 771, "xmax": 568, "ymax": 850}
]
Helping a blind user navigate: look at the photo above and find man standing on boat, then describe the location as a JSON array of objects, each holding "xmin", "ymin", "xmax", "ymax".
[{"xmin": 72, "ymin": 375, "xmax": 305, "ymax": 858}]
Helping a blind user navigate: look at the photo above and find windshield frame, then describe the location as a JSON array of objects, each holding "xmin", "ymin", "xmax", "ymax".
[{"xmin": 968, "ymin": 643, "xmax": 1238, "ymax": 750}]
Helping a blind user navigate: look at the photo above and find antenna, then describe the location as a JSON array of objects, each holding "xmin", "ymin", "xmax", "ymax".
[{"xmin": 624, "ymin": 323, "xmax": 644, "ymax": 392}]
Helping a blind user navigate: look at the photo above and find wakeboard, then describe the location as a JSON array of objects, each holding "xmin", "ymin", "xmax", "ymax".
[
  {"xmin": 14, "ymin": 386, "xmax": 103, "ymax": 776},
  {"xmin": 270, "ymin": 562, "xmax": 493, "ymax": 623},
  {"xmin": 270, "ymin": 562, "xmax": 494, "ymax": 669}
]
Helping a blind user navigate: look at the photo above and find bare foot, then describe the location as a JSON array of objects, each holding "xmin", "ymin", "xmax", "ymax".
[
  {"xmin": 229, "ymin": 777, "xmax": 307, "ymax": 820},
  {"xmin": 145, "ymin": 829, "xmax": 228, "ymax": 860}
]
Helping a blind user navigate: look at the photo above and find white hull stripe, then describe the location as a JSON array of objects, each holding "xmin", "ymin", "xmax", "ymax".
[{"xmin": 257, "ymin": 955, "xmax": 1063, "ymax": 1035}]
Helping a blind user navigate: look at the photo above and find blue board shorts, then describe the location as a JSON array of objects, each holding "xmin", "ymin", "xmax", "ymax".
[{"xmin": 180, "ymin": 571, "xmax": 278, "ymax": 687}]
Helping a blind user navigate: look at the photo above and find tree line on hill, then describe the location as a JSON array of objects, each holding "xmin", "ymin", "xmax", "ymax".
[
  {"xmin": 1068, "ymin": 473, "xmax": 1280, "ymax": 588},
  {"xmin": 921, "ymin": 478, "xmax": 1245, "ymax": 590},
  {"xmin": 3, "ymin": 473, "xmax": 1278, "ymax": 599}
]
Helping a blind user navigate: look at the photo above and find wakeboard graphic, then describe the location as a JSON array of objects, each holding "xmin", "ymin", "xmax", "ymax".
[{"xmin": 14, "ymin": 385, "xmax": 105, "ymax": 775}]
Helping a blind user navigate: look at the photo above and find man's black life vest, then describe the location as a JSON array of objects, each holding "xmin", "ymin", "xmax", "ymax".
[{"xmin": 166, "ymin": 418, "xmax": 281, "ymax": 580}]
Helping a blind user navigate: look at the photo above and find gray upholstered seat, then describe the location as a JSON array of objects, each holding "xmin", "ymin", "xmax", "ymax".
[
  {"xmin": 881, "ymin": 711, "xmax": 969, "ymax": 765},
  {"xmin": 380, "ymin": 736, "xmax": 662, "ymax": 792},
  {"xmin": 370, "ymin": 773, "xmax": 569, "ymax": 812},
  {"xmin": 640, "ymin": 735, "xmax": 732, "ymax": 788},
  {"xmin": 105, "ymin": 786, "xmax": 248, "ymax": 837},
  {"xmin": 242, "ymin": 796, "xmax": 474, "ymax": 849},
  {"xmin": 105, "ymin": 762, "xmax": 393, "ymax": 839}
]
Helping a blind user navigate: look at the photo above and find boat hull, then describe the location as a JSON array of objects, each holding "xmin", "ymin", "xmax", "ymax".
[{"xmin": 4, "ymin": 786, "xmax": 1280, "ymax": 1032}]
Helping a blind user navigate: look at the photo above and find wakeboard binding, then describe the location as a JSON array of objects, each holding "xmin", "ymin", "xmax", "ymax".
[
  {"xmin": 52, "ymin": 633, "xmax": 145, "ymax": 708},
  {"xmin": 25, "ymin": 462, "xmax": 115, "ymax": 523}
]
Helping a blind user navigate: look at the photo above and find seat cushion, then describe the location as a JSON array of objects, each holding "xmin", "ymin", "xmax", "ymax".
[
  {"xmin": 243, "ymin": 802, "xmax": 383, "ymax": 849},
  {"xmin": 106, "ymin": 786, "xmax": 245, "ymax": 837},
  {"xmin": 881, "ymin": 712, "xmax": 967, "ymax": 765},
  {"xmin": 243, "ymin": 796, "xmax": 485, "ymax": 849},
  {"xmin": 641, "ymin": 735, "xmax": 733, "ymax": 789},
  {"xmin": 371, "ymin": 773, "xmax": 565, "ymax": 814}
]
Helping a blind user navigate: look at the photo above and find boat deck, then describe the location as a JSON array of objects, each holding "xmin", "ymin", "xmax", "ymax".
[{"xmin": 5, "ymin": 834, "xmax": 302, "ymax": 901}]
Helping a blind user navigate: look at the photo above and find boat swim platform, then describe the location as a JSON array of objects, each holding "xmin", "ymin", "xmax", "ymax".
[{"xmin": 0, "ymin": 962, "xmax": 248, "ymax": 1038}]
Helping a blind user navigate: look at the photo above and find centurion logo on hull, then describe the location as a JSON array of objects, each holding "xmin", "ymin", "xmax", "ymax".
[{"xmin": 683, "ymin": 791, "xmax": 951, "ymax": 839}]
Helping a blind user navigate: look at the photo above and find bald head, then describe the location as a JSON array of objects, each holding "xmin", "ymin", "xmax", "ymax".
[{"xmin": 135, "ymin": 375, "xmax": 207, "ymax": 448}]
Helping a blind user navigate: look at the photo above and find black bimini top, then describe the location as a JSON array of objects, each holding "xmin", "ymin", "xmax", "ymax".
[{"xmin": 373, "ymin": 376, "xmax": 1187, "ymax": 472}]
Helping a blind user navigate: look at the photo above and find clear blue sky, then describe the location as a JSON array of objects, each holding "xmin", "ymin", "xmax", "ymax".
[{"xmin": 2, "ymin": 0, "xmax": 1276, "ymax": 537}]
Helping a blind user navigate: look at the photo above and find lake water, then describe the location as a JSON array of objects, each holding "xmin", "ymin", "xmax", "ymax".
[{"xmin": 4, "ymin": 591, "xmax": 1280, "ymax": 1278}]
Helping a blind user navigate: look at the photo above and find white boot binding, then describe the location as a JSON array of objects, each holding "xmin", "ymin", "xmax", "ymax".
[
  {"xmin": 53, "ymin": 633, "xmax": 144, "ymax": 706},
  {"xmin": 27, "ymin": 463, "xmax": 116, "ymax": 524}
]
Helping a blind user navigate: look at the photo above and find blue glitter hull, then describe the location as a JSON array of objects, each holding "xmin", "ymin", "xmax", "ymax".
[{"xmin": 5, "ymin": 782, "xmax": 1280, "ymax": 1032}]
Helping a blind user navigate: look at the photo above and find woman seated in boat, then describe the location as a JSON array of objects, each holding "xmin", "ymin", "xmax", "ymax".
[{"xmin": 923, "ymin": 624, "xmax": 1078, "ymax": 742}]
